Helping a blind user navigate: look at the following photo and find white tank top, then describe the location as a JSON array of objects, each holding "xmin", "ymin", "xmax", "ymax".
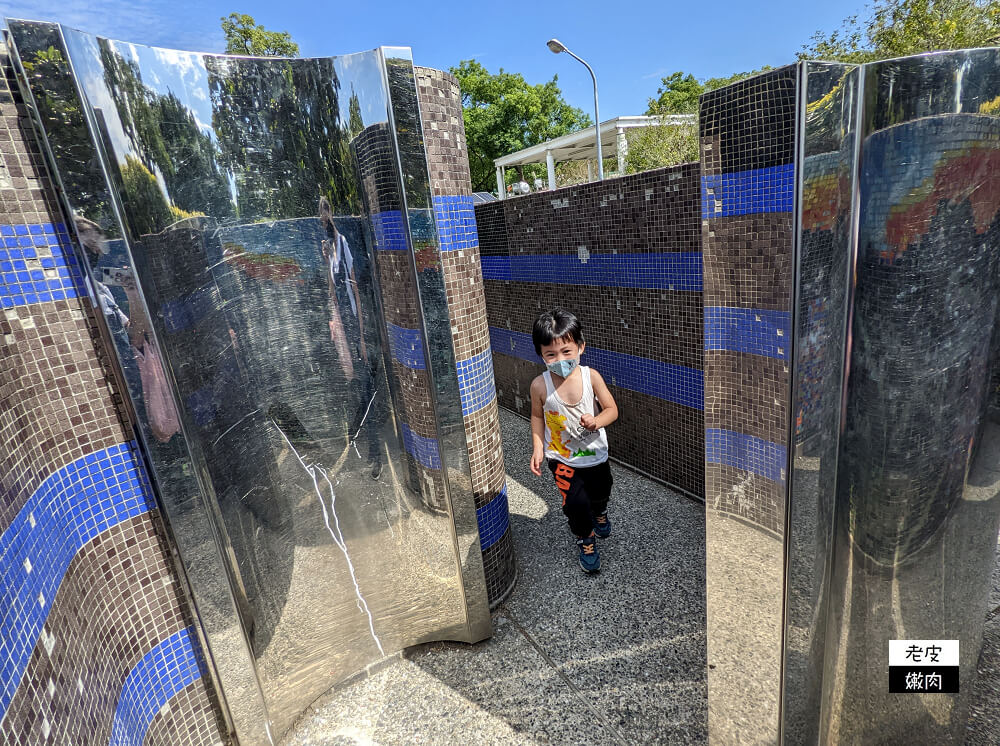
[{"xmin": 543, "ymin": 366, "xmax": 609, "ymax": 467}]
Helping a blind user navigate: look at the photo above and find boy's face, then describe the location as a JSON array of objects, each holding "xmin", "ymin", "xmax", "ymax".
[{"xmin": 540, "ymin": 335, "xmax": 585, "ymax": 365}]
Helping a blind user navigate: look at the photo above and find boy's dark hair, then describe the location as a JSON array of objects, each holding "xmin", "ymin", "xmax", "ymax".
[{"xmin": 532, "ymin": 308, "xmax": 584, "ymax": 356}]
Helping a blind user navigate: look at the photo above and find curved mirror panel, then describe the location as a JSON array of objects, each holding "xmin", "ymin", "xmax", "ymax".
[
  {"xmin": 9, "ymin": 19, "xmax": 488, "ymax": 743},
  {"xmin": 821, "ymin": 49, "xmax": 1000, "ymax": 742},
  {"xmin": 781, "ymin": 61, "xmax": 858, "ymax": 745}
]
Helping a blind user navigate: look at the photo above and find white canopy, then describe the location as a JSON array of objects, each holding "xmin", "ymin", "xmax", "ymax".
[{"xmin": 493, "ymin": 114, "xmax": 696, "ymax": 196}]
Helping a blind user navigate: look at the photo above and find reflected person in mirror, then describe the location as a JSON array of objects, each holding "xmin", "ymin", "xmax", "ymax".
[
  {"xmin": 530, "ymin": 308, "xmax": 619, "ymax": 573},
  {"xmin": 319, "ymin": 197, "xmax": 383, "ymax": 479},
  {"xmin": 75, "ymin": 217, "xmax": 180, "ymax": 443}
]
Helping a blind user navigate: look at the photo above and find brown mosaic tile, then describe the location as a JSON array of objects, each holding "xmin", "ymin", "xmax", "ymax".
[
  {"xmin": 0, "ymin": 43, "xmax": 226, "ymax": 745},
  {"xmin": 0, "ymin": 513, "xmax": 199, "ymax": 744},
  {"xmin": 706, "ymin": 462, "xmax": 785, "ymax": 536},
  {"xmin": 145, "ymin": 680, "xmax": 228, "ymax": 746},
  {"xmin": 477, "ymin": 162, "xmax": 705, "ymax": 498},
  {"xmin": 705, "ymin": 350, "xmax": 789, "ymax": 445}
]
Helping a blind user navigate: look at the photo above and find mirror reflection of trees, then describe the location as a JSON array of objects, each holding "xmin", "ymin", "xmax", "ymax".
[
  {"xmin": 99, "ymin": 45, "xmax": 232, "ymax": 222},
  {"xmin": 19, "ymin": 32, "xmax": 114, "ymax": 227},
  {"xmin": 205, "ymin": 55, "xmax": 361, "ymax": 219}
]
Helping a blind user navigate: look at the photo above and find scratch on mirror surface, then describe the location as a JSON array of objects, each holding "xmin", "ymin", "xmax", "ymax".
[
  {"xmin": 350, "ymin": 387, "xmax": 378, "ymax": 443},
  {"xmin": 212, "ymin": 408, "xmax": 261, "ymax": 446},
  {"xmin": 272, "ymin": 421, "xmax": 385, "ymax": 655}
]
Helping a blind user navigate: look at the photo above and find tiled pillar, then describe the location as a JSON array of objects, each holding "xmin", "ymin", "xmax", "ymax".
[
  {"xmin": 352, "ymin": 120, "xmax": 452, "ymax": 513},
  {"xmin": 0, "ymin": 44, "xmax": 226, "ymax": 744},
  {"xmin": 415, "ymin": 67, "xmax": 515, "ymax": 605}
]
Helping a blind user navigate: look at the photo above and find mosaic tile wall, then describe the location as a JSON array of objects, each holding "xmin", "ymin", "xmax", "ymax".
[
  {"xmin": 700, "ymin": 66, "xmax": 798, "ymax": 533},
  {"xmin": 0, "ymin": 45, "xmax": 227, "ymax": 744},
  {"xmin": 352, "ymin": 121, "xmax": 451, "ymax": 513},
  {"xmin": 476, "ymin": 162, "xmax": 705, "ymax": 498},
  {"xmin": 415, "ymin": 67, "xmax": 515, "ymax": 605}
]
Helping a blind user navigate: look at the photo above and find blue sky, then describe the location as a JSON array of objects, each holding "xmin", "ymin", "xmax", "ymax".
[{"xmin": 6, "ymin": 0, "xmax": 866, "ymax": 119}]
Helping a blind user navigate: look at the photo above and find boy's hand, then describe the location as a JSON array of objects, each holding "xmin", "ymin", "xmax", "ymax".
[
  {"xmin": 580, "ymin": 413, "xmax": 598, "ymax": 431},
  {"xmin": 530, "ymin": 447, "xmax": 544, "ymax": 476}
]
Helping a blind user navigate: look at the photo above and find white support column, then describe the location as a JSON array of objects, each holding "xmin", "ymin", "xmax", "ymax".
[
  {"xmin": 617, "ymin": 127, "xmax": 627, "ymax": 176},
  {"xmin": 496, "ymin": 166, "xmax": 505, "ymax": 200},
  {"xmin": 587, "ymin": 160, "xmax": 594, "ymax": 182},
  {"xmin": 546, "ymin": 150, "xmax": 556, "ymax": 191}
]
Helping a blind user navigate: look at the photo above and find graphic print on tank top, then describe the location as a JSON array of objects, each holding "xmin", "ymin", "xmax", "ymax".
[{"xmin": 543, "ymin": 367, "xmax": 609, "ymax": 467}]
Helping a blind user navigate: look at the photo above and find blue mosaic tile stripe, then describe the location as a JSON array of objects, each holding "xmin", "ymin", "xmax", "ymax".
[
  {"xmin": 480, "ymin": 252, "xmax": 702, "ymax": 292},
  {"xmin": 432, "ymin": 195, "xmax": 478, "ymax": 253},
  {"xmin": 704, "ymin": 306, "xmax": 791, "ymax": 360},
  {"xmin": 0, "ymin": 442, "xmax": 155, "ymax": 721},
  {"xmin": 371, "ymin": 210, "xmax": 407, "ymax": 252},
  {"xmin": 701, "ymin": 163, "xmax": 795, "ymax": 219},
  {"xmin": 705, "ymin": 428, "xmax": 787, "ymax": 483},
  {"xmin": 401, "ymin": 423, "xmax": 441, "ymax": 470},
  {"xmin": 108, "ymin": 626, "xmax": 204, "ymax": 746},
  {"xmin": 386, "ymin": 322, "xmax": 426, "ymax": 370},
  {"xmin": 488, "ymin": 327, "xmax": 704, "ymax": 411},
  {"xmin": 456, "ymin": 348, "xmax": 496, "ymax": 416},
  {"xmin": 476, "ymin": 484, "xmax": 509, "ymax": 550},
  {"xmin": 0, "ymin": 222, "xmax": 86, "ymax": 307}
]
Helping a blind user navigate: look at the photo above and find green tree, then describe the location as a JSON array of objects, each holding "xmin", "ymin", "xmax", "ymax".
[
  {"xmin": 119, "ymin": 157, "xmax": 175, "ymax": 235},
  {"xmin": 632, "ymin": 67, "xmax": 773, "ymax": 173},
  {"xmin": 646, "ymin": 72, "xmax": 704, "ymax": 115},
  {"xmin": 221, "ymin": 13, "xmax": 299, "ymax": 57},
  {"xmin": 801, "ymin": 0, "xmax": 1000, "ymax": 62},
  {"xmin": 99, "ymin": 44, "xmax": 232, "ymax": 219},
  {"xmin": 450, "ymin": 60, "xmax": 591, "ymax": 192},
  {"xmin": 206, "ymin": 54, "xmax": 360, "ymax": 218}
]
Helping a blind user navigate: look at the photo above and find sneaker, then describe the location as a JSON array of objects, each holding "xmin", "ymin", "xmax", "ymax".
[
  {"xmin": 576, "ymin": 535, "xmax": 601, "ymax": 573},
  {"xmin": 593, "ymin": 512, "xmax": 611, "ymax": 538},
  {"xmin": 368, "ymin": 456, "xmax": 383, "ymax": 480}
]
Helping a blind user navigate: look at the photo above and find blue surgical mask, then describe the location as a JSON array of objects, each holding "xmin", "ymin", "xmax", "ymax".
[{"xmin": 547, "ymin": 357, "xmax": 579, "ymax": 378}]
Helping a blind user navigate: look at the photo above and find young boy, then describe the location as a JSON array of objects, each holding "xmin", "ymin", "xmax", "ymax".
[{"xmin": 529, "ymin": 308, "xmax": 619, "ymax": 573}]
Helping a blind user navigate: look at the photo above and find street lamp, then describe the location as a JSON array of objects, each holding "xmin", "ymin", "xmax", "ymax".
[{"xmin": 547, "ymin": 38, "xmax": 603, "ymax": 180}]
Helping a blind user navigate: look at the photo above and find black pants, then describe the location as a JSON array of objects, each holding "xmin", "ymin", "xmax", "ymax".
[{"xmin": 548, "ymin": 459, "xmax": 613, "ymax": 538}]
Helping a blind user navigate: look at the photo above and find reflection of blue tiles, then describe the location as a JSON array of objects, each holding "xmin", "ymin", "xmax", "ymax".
[
  {"xmin": 401, "ymin": 423, "xmax": 441, "ymax": 470},
  {"xmin": 433, "ymin": 195, "xmax": 478, "ymax": 253},
  {"xmin": 480, "ymin": 252, "xmax": 702, "ymax": 292},
  {"xmin": 704, "ymin": 306, "xmax": 791, "ymax": 360},
  {"xmin": 159, "ymin": 285, "xmax": 216, "ymax": 334},
  {"xmin": 109, "ymin": 626, "xmax": 204, "ymax": 746},
  {"xmin": 456, "ymin": 348, "xmax": 496, "ymax": 416},
  {"xmin": 0, "ymin": 222, "xmax": 86, "ymax": 307},
  {"xmin": 476, "ymin": 484, "xmax": 509, "ymax": 550},
  {"xmin": 371, "ymin": 211, "xmax": 407, "ymax": 251},
  {"xmin": 386, "ymin": 322, "xmax": 426, "ymax": 369},
  {"xmin": 706, "ymin": 428, "xmax": 787, "ymax": 483},
  {"xmin": 488, "ymin": 327, "xmax": 704, "ymax": 411},
  {"xmin": 701, "ymin": 164, "xmax": 794, "ymax": 218},
  {"xmin": 0, "ymin": 443, "xmax": 155, "ymax": 721}
]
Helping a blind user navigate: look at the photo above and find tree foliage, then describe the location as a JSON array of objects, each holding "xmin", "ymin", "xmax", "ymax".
[
  {"xmin": 99, "ymin": 46, "xmax": 233, "ymax": 222},
  {"xmin": 800, "ymin": 0, "xmax": 1000, "ymax": 62},
  {"xmin": 646, "ymin": 67, "xmax": 776, "ymax": 116},
  {"xmin": 631, "ymin": 67, "xmax": 773, "ymax": 174},
  {"xmin": 449, "ymin": 60, "xmax": 591, "ymax": 192},
  {"xmin": 221, "ymin": 13, "xmax": 299, "ymax": 57}
]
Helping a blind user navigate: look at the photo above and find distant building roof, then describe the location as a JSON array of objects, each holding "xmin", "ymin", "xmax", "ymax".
[{"xmin": 493, "ymin": 114, "xmax": 696, "ymax": 169}]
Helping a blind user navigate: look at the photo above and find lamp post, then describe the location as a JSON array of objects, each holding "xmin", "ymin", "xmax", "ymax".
[{"xmin": 547, "ymin": 38, "xmax": 603, "ymax": 180}]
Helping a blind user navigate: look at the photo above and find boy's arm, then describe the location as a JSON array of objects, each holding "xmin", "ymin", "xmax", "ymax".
[
  {"xmin": 529, "ymin": 376, "xmax": 546, "ymax": 475},
  {"xmin": 583, "ymin": 369, "xmax": 619, "ymax": 430}
]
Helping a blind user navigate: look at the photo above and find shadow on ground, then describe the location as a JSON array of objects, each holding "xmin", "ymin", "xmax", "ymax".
[
  {"xmin": 281, "ymin": 407, "xmax": 1000, "ymax": 745},
  {"xmin": 281, "ymin": 407, "xmax": 707, "ymax": 744}
]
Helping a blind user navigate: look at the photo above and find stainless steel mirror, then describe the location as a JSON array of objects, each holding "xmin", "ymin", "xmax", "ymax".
[{"xmin": 8, "ymin": 19, "xmax": 490, "ymax": 743}]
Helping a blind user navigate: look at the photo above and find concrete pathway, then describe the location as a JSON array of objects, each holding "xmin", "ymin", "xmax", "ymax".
[{"xmin": 282, "ymin": 408, "xmax": 1000, "ymax": 745}]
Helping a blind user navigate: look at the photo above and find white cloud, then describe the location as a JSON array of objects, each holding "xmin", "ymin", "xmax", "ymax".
[{"xmin": 4, "ymin": 0, "xmax": 222, "ymax": 54}]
